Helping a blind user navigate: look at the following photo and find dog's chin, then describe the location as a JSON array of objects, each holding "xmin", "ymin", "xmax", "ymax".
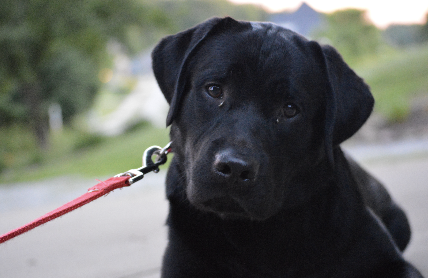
[
  {"xmin": 200, "ymin": 197, "xmax": 248, "ymax": 218},
  {"xmin": 193, "ymin": 197, "xmax": 274, "ymax": 221}
]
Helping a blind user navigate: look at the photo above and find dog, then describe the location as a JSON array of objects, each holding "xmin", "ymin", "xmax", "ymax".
[{"xmin": 151, "ymin": 17, "xmax": 423, "ymax": 277}]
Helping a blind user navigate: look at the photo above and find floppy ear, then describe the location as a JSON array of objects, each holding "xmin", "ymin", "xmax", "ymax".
[
  {"xmin": 152, "ymin": 17, "xmax": 242, "ymax": 126},
  {"xmin": 321, "ymin": 45, "xmax": 374, "ymax": 163}
]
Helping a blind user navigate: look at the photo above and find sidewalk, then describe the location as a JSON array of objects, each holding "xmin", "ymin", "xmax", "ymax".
[
  {"xmin": 0, "ymin": 174, "xmax": 169, "ymax": 278},
  {"xmin": 1, "ymin": 147, "xmax": 427, "ymax": 277}
]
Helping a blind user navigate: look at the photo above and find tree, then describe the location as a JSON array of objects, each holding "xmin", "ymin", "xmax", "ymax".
[
  {"xmin": 0, "ymin": 0, "xmax": 169, "ymax": 149},
  {"xmin": 383, "ymin": 24, "xmax": 424, "ymax": 47},
  {"xmin": 315, "ymin": 9, "xmax": 381, "ymax": 64}
]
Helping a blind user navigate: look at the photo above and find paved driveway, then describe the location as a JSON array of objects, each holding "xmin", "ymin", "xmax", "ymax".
[{"xmin": 1, "ymin": 148, "xmax": 427, "ymax": 277}]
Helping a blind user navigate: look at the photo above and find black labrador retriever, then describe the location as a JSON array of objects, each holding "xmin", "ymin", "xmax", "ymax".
[{"xmin": 152, "ymin": 17, "xmax": 423, "ymax": 277}]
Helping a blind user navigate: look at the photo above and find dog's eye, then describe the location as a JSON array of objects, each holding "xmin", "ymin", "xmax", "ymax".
[
  {"xmin": 283, "ymin": 103, "xmax": 299, "ymax": 118},
  {"xmin": 206, "ymin": 84, "xmax": 223, "ymax": 98}
]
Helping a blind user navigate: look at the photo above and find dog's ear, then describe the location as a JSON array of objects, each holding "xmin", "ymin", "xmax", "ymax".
[
  {"xmin": 152, "ymin": 17, "xmax": 242, "ymax": 126},
  {"xmin": 320, "ymin": 45, "xmax": 374, "ymax": 163}
]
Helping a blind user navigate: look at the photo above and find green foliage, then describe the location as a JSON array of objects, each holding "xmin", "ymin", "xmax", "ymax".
[
  {"xmin": 0, "ymin": 124, "xmax": 40, "ymax": 172},
  {"xmin": 0, "ymin": 0, "xmax": 170, "ymax": 147},
  {"xmin": 72, "ymin": 132, "xmax": 105, "ymax": 151},
  {"xmin": 356, "ymin": 45, "xmax": 428, "ymax": 122},
  {"xmin": 40, "ymin": 45, "xmax": 99, "ymax": 122},
  {"xmin": 383, "ymin": 24, "xmax": 426, "ymax": 47},
  {"xmin": 315, "ymin": 9, "xmax": 381, "ymax": 65}
]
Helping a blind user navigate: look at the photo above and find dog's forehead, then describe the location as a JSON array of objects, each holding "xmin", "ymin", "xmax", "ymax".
[
  {"xmin": 193, "ymin": 21, "xmax": 307, "ymax": 74},
  {"xmin": 247, "ymin": 22, "xmax": 306, "ymax": 65}
]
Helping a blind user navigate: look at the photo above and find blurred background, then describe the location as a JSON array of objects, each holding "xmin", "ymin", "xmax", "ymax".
[
  {"xmin": 0, "ymin": 1, "xmax": 427, "ymax": 277},
  {"xmin": 0, "ymin": 0, "xmax": 427, "ymax": 181}
]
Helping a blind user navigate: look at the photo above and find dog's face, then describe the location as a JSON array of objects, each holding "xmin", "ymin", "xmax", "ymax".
[
  {"xmin": 152, "ymin": 18, "xmax": 374, "ymax": 221},
  {"xmin": 170, "ymin": 25, "xmax": 329, "ymax": 220}
]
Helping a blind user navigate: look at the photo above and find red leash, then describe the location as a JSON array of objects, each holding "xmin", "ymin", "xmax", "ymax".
[
  {"xmin": 0, "ymin": 143, "xmax": 172, "ymax": 244},
  {"xmin": 0, "ymin": 176, "xmax": 130, "ymax": 244}
]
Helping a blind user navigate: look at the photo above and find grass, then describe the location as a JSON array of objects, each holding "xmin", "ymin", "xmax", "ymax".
[
  {"xmin": 0, "ymin": 124, "xmax": 170, "ymax": 184},
  {"xmin": 355, "ymin": 44, "xmax": 428, "ymax": 122}
]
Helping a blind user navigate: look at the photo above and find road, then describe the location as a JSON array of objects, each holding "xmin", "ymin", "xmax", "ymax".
[{"xmin": 1, "ymin": 145, "xmax": 427, "ymax": 277}]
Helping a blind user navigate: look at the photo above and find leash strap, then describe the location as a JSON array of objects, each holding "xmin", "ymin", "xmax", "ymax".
[
  {"xmin": 0, "ymin": 142, "xmax": 172, "ymax": 244},
  {"xmin": 0, "ymin": 176, "xmax": 130, "ymax": 244}
]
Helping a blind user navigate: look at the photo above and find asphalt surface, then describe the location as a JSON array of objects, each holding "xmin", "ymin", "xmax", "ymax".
[{"xmin": 1, "ymin": 144, "xmax": 427, "ymax": 278}]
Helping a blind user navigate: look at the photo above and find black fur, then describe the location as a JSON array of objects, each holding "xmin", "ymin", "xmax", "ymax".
[{"xmin": 152, "ymin": 17, "xmax": 422, "ymax": 277}]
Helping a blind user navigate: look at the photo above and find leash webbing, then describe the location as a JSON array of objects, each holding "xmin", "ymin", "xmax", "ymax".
[
  {"xmin": 0, "ymin": 142, "xmax": 172, "ymax": 244},
  {"xmin": 0, "ymin": 176, "xmax": 130, "ymax": 244}
]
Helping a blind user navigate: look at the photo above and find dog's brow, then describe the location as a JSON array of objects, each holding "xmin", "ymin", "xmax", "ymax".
[{"xmin": 196, "ymin": 69, "xmax": 229, "ymax": 86}]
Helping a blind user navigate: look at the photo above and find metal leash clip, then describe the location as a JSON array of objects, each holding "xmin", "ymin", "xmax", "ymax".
[{"xmin": 115, "ymin": 142, "xmax": 172, "ymax": 184}]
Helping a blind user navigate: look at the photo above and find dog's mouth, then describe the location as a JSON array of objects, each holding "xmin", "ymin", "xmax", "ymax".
[{"xmin": 200, "ymin": 197, "xmax": 248, "ymax": 218}]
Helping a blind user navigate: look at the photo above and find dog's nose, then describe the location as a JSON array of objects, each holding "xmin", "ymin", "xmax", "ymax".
[{"xmin": 213, "ymin": 150, "xmax": 259, "ymax": 183}]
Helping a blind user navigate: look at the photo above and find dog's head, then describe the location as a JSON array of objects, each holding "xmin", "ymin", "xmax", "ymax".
[{"xmin": 152, "ymin": 17, "xmax": 373, "ymax": 221}]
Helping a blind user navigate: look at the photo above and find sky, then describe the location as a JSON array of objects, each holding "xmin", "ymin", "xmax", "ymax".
[{"xmin": 229, "ymin": 0, "xmax": 428, "ymax": 28}]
